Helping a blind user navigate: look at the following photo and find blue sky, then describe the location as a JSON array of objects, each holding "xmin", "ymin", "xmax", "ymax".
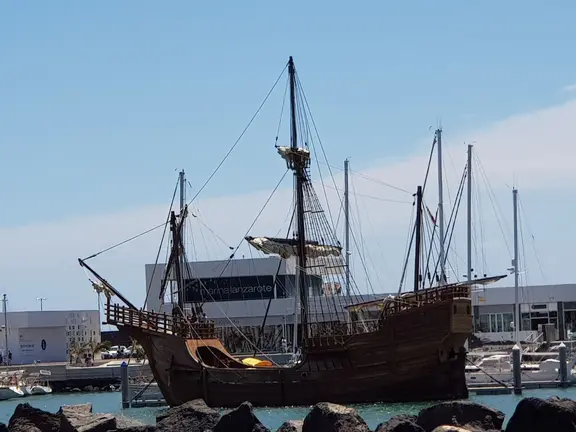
[{"xmin": 1, "ymin": 2, "xmax": 576, "ymax": 311}]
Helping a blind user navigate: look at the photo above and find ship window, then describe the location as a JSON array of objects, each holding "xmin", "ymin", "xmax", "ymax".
[
  {"xmin": 467, "ymin": 305, "xmax": 471, "ymax": 315},
  {"xmin": 453, "ymin": 305, "xmax": 457, "ymax": 314}
]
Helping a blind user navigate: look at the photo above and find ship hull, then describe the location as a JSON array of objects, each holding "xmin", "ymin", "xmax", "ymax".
[{"xmin": 119, "ymin": 297, "xmax": 470, "ymax": 408}]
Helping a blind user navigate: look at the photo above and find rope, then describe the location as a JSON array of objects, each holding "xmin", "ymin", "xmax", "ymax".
[
  {"xmin": 187, "ymin": 63, "xmax": 288, "ymax": 206},
  {"xmin": 466, "ymin": 357, "xmax": 510, "ymax": 388}
]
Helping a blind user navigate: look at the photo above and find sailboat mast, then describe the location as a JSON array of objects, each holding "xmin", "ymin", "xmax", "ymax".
[
  {"xmin": 179, "ymin": 170, "xmax": 186, "ymax": 241},
  {"xmin": 178, "ymin": 170, "xmax": 187, "ymax": 309},
  {"xmin": 467, "ymin": 145, "xmax": 474, "ymax": 334},
  {"xmin": 344, "ymin": 158, "xmax": 351, "ymax": 296},
  {"xmin": 288, "ymin": 56, "xmax": 309, "ymax": 343},
  {"xmin": 513, "ymin": 187, "xmax": 520, "ymax": 343},
  {"xmin": 436, "ymin": 128, "xmax": 446, "ymax": 284},
  {"xmin": 466, "ymin": 145, "xmax": 473, "ymax": 283},
  {"xmin": 413, "ymin": 186, "xmax": 423, "ymax": 291}
]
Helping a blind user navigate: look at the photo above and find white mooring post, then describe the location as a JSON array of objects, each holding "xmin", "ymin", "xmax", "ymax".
[
  {"xmin": 512, "ymin": 344, "xmax": 522, "ymax": 395},
  {"xmin": 121, "ymin": 362, "xmax": 130, "ymax": 408}
]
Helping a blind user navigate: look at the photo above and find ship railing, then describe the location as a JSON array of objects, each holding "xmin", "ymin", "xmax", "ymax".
[
  {"xmin": 380, "ymin": 285, "xmax": 471, "ymax": 320},
  {"xmin": 305, "ymin": 319, "xmax": 380, "ymax": 347},
  {"xmin": 105, "ymin": 301, "xmax": 216, "ymax": 339}
]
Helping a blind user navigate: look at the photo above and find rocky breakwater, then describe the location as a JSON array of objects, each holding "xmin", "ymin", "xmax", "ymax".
[{"xmin": 3, "ymin": 396, "xmax": 576, "ymax": 432}]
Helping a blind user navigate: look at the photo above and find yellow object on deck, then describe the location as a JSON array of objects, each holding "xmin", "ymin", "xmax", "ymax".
[{"xmin": 240, "ymin": 357, "xmax": 273, "ymax": 367}]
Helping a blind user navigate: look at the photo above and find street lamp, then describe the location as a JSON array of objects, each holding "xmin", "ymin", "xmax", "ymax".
[{"xmin": 37, "ymin": 297, "xmax": 46, "ymax": 311}]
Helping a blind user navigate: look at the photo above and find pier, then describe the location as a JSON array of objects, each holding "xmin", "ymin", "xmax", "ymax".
[{"xmin": 0, "ymin": 359, "xmax": 150, "ymax": 391}]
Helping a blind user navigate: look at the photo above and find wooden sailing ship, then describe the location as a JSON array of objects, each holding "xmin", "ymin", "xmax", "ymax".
[{"xmin": 79, "ymin": 57, "xmax": 505, "ymax": 408}]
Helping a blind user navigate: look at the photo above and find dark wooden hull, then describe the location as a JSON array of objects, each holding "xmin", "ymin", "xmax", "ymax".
[{"xmin": 119, "ymin": 297, "xmax": 471, "ymax": 408}]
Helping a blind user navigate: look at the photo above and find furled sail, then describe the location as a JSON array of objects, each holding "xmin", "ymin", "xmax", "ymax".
[
  {"xmin": 245, "ymin": 236, "xmax": 341, "ymax": 259},
  {"xmin": 92, "ymin": 281, "xmax": 113, "ymax": 300},
  {"xmin": 276, "ymin": 146, "xmax": 311, "ymax": 169}
]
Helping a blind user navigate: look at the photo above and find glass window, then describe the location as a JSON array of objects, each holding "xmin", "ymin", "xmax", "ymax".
[
  {"xmin": 478, "ymin": 314, "xmax": 489, "ymax": 332},
  {"xmin": 502, "ymin": 313, "xmax": 514, "ymax": 332}
]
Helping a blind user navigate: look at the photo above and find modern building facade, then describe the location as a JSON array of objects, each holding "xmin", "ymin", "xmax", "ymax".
[
  {"xmin": 472, "ymin": 283, "xmax": 576, "ymax": 342},
  {"xmin": 2, "ymin": 310, "xmax": 101, "ymax": 365}
]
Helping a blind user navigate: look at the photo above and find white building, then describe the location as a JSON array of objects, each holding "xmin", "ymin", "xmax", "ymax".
[
  {"xmin": 472, "ymin": 283, "xmax": 576, "ymax": 342},
  {"xmin": 1, "ymin": 310, "xmax": 100, "ymax": 365}
]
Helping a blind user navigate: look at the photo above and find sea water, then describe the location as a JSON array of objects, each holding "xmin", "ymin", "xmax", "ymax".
[{"xmin": 1, "ymin": 388, "xmax": 575, "ymax": 430}]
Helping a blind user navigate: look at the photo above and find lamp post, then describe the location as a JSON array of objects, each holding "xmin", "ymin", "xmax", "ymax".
[{"xmin": 37, "ymin": 297, "xmax": 46, "ymax": 311}]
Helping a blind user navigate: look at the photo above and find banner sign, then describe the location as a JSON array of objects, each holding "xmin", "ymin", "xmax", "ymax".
[{"xmin": 184, "ymin": 275, "xmax": 284, "ymax": 302}]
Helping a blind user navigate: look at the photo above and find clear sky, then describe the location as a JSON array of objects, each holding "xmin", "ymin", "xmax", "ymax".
[{"xmin": 1, "ymin": 1, "xmax": 576, "ymax": 312}]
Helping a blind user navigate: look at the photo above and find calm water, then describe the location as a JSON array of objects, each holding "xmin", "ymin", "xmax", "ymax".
[{"xmin": 1, "ymin": 388, "xmax": 575, "ymax": 429}]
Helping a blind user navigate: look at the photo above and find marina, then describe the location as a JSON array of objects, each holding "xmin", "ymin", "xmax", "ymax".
[{"xmin": 2, "ymin": 4, "xmax": 576, "ymax": 430}]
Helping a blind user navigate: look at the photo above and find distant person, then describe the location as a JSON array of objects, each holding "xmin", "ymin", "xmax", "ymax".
[
  {"xmin": 0, "ymin": 353, "xmax": 3, "ymax": 366},
  {"xmin": 281, "ymin": 337, "xmax": 287, "ymax": 353},
  {"xmin": 7, "ymin": 350, "xmax": 12, "ymax": 366}
]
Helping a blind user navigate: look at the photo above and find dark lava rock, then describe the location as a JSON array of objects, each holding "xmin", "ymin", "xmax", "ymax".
[
  {"xmin": 59, "ymin": 405, "xmax": 116, "ymax": 432},
  {"xmin": 375, "ymin": 414, "xmax": 425, "ymax": 432},
  {"xmin": 213, "ymin": 401, "xmax": 270, "ymax": 432},
  {"xmin": 302, "ymin": 402, "xmax": 370, "ymax": 432},
  {"xmin": 8, "ymin": 403, "xmax": 60, "ymax": 432},
  {"xmin": 58, "ymin": 404, "xmax": 93, "ymax": 415},
  {"xmin": 505, "ymin": 396, "xmax": 576, "ymax": 432},
  {"xmin": 276, "ymin": 420, "xmax": 303, "ymax": 432},
  {"xmin": 417, "ymin": 401, "xmax": 504, "ymax": 432},
  {"xmin": 0, "ymin": 423, "xmax": 7, "ymax": 432},
  {"xmin": 115, "ymin": 416, "xmax": 146, "ymax": 429},
  {"xmin": 156, "ymin": 399, "xmax": 220, "ymax": 432}
]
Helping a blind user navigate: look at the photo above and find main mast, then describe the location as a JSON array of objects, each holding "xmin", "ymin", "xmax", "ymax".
[{"xmin": 288, "ymin": 56, "xmax": 309, "ymax": 343}]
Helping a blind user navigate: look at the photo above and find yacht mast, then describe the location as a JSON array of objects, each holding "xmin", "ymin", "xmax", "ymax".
[
  {"xmin": 179, "ymin": 170, "xmax": 187, "ymax": 311},
  {"xmin": 288, "ymin": 56, "xmax": 309, "ymax": 344},
  {"xmin": 466, "ymin": 145, "xmax": 473, "ymax": 283},
  {"xmin": 513, "ymin": 187, "xmax": 520, "ymax": 344},
  {"xmin": 344, "ymin": 158, "xmax": 351, "ymax": 296},
  {"xmin": 436, "ymin": 128, "xmax": 446, "ymax": 284}
]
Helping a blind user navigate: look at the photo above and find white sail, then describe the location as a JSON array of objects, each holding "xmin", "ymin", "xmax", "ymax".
[{"xmin": 246, "ymin": 237, "xmax": 341, "ymax": 259}]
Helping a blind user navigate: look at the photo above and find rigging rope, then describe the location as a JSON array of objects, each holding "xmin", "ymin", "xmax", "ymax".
[
  {"xmin": 187, "ymin": 64, "xmax": 288, "ymax": 206},
  {"xmin": 199, "ymin": 168, "xmax": 291, "ymax": 309}
]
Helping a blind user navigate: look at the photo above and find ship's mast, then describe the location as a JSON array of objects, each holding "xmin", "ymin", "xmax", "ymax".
[
  {"xmin": 288, "ymin": 56, "xmax": 309, "ymax": 344},
  {"xmin": 169, "ymin": 170, "xmax": 187, "ymax": 315},
  {"xmin": 413, "ymin": 186, "xmax": 423, "ymax": 291}
]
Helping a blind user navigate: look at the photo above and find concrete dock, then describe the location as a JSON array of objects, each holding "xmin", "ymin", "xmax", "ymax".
[{"xmin": 0, "ymin": 359, "xmax": 151, "ymax": 391}]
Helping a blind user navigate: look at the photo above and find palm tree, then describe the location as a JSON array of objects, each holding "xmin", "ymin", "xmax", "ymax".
[
  {"xmin": 86, "ymin": 339, "xmax": 112, "ymax": 360},
  {"xmin": 69, "ymin": 340, "xmax": 89, "ymax": 364}
]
